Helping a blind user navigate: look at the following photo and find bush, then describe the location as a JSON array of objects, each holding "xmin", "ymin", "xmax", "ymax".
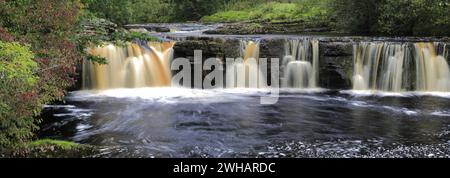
[
  {"xmin": 0, "ymin": 41, "xmax": 40, "ymax": 147},
  {"xmin": 83, "ymin": 0, "xmax": 227, "ymax": 24},
  {"xmin": 331, "ymin": 0, "xmax": 450, "ymax": 36},
  {"xmin": 0, "ymin": 0, "xmax": 84, "ymax": 147},
  {"xmin": 201, "ymin": 1, "xmax": 330, "ymax": 23}
]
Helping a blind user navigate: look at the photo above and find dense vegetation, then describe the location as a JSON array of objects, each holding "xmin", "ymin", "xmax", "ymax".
[
  {"xmin": 0, "ymin": 0, "xmax": 449, "ymax": 150},
  {"xmin": 82, "ymin": 0, "xmax": 228, "ymax": 25},
  {"xmin": 0, "ymin": 41, "xmax": 38, "ymax": 147},
  {"xmin": 331, "ymin": 0, "xmax": 450, "ymax": 36},
  {"xmin": 81, "ymin": 0, "xmax": 449, "ymax": 36},
  {"xmin": 201, "ymin": 0, "xmax": 330, "ymax": 23},
  {"xmin": 0, "ymin": 0, "xmax": 159, "ymax": 148},
  {"xmin": 0, "ymin": 0, "xmax": 84, "ymax": 147}
]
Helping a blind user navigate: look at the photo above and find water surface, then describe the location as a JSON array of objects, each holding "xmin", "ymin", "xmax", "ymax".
[{"xmin": 40, "ymin": 88, "xmax": 450, "ymax": 158}]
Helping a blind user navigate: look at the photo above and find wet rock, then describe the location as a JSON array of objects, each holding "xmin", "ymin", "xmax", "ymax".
[
  {"xmin": 172, "ymin": 37, "xmax": 241, "ymax": 87},
  {"xmin": 173, "ymin": 36, "xmax": 242, "ymax": 60},
  {"xmin": 0, "ymin": 145, "xmax": 100, "ymax": 158},
  {"xmin": 79, "ymin": 18, "xmax": 118, "ymax": 36},
  {"xmin": 319, "ymin": 57, "xmax": 353, "ymax": 89},
  {"xmin": 259, "ymin": 38, "xmax": 285, "ymax": 59},
  {"xmin": 204, "ymin": 21, "xmax": 333, "ymax": 35},
  {"xmin": 124, "ymin": 24, "xmax": 171, "ymax": 33},
  {"xmin": 319, "ymin": 42, "xmax": 354, "ymax": 89},
  {"xmin": 320, "ymin": 42, "xmax": 353, "ymax": 57},
  {"xmin": 129, "ymin": 28, "xmax": 151, "ymax": 34},
  {"xmin": 154, "ymin": 27, "xmax": 171, "ymax": 32}
]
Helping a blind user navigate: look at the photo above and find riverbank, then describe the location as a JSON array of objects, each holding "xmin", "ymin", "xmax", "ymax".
[{"xmin": 0, "ymin": 139, "xmax": 98, "ymax": 158}]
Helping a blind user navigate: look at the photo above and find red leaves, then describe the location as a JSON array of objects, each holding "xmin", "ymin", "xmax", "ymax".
[{"xmin": 0, "ymin": 27, "xmax": 15, "ymax": 42}]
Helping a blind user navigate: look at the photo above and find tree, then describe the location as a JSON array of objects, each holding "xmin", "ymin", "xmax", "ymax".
[
  {"xmin": 0, "ymin": 0, "xmax": 83, "ymax": 147},
  {"xmin": 82, "ymin": 0, "xmax": 132, "ymax": 25},
  {"xmin": 329, "ymin": 0, "xmax": 450, "ymax": 36},
  {"xmin": 329, "ymin": 0, "xmax": 381, "ymax": 35},
  {"xmin": 0, "ymin": 41, "xmax": 39, "ymax": 147}
]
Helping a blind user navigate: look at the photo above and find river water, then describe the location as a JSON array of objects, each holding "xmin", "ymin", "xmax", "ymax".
[{"xmin": 40, "ymin": 88, "xmax": 450, "ymax": 158}]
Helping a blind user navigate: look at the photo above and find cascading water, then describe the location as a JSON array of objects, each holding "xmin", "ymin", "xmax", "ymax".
[
  {"xmin": 352, "ymin": 42, "xmax": 450, "ymax": 92},
  {"xmin": 226, "ymin": 40, "xmax": 264, "ymax": 88},
  {"xmin": 82, "ymin": 41, "xmax": 175, "ymax": 90},
  {"xmin": 282, "ymin": 39, "xmax": 319, "ymax": 88},
  {"xmin": 414, "ymin": 43, "xmax": 450, "ymax": 91}
]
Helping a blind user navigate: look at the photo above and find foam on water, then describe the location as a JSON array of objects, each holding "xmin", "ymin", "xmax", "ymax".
[{"xmin": 341, "ymin": 90, "xmax": 450, "ymax": 99}]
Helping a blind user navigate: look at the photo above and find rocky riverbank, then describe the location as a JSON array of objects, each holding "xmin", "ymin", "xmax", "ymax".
[
  {"xmin": 204, "ymin": 21, "xmax": 333, "ymax": 35},
  {"xmin": 0, "ymin": 140, "xmax": 99, "ymax": 158},
  {"xmin": 167, "ymin": 35, "xmax": 450, "ymax": 89}
]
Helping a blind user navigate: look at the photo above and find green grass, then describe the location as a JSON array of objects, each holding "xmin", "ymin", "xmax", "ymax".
[
  {"xmin": 29, "ymin": 139, "xmax": 80, "ymax": 150},
  {"xmin": 201, "ymin": 2, "xmax": 329, "ymax": 23}
]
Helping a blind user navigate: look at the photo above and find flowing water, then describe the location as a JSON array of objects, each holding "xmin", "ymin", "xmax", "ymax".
[
  {"xmin": 226, "ymin": 40, "xmax": 265, "ymax": 88},
  {"xmin": 41, "ymin": 88, "xmax": 450, "ymax": 158},
  {"xmin": 282, "ymin": 39, "xmax": 319, "ymax": 88},
  {"xmin": 41, "ymin": 33, "xmax": 450, "ymax": 158},
  {"xmin": 83, "ymin": 41, "xmax": 175, "ymax": 89},
  {"xmin": 353, "ymin": 42, "xmax": 450, "ymax": 92}
]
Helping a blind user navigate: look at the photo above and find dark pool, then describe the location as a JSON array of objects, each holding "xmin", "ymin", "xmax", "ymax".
[{"xmin": 39, "ymin": 88, "xmax": 450, "ymax": 158}]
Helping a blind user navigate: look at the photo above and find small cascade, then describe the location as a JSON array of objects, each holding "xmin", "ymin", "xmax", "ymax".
[
  {"xmin": 82, "ymin": 41, "xmax": 175, "ymax": 90},
  {"xmin": 226, "ymin": 40, "xmax": 264, "ymax": 88},
  {"xmin": 282, "ymin": 39, "xmax": 319, "ymax": 88},
  {"xmin": 414, "ymin": 43, "xmax": 450, "ymax": 91},
  {"xmin": 352, "ymin": 42, "xmax": 450, "ymax": 92}
]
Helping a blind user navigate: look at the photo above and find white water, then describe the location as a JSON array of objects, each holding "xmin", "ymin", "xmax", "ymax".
[
  {"xmin": 282, "ymin": 39, "xmax": 319, "ymax": 88},
  {"xmin": 226, "ymin": 40, "xmax": 266, "ymax": 88},
  {"xmin": 353, "ymin": 42, "xmax": 450, "ymax": 92},
  {"xmin": 83, "ymin": 42, "xmax": 175, "ymax": 89}
]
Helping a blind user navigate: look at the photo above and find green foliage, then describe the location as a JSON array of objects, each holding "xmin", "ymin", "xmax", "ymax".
[
  {"xmin": 169, "ymin": 0, "xmax": 227, "ymax": 22},
  {"xmin": 29, "ymin": 139, "xmax": 80, "ymax": 150},
  {"xmin": 201, "ymin": 1, "xmax": 331, "ymax": 24},
  {"xmin": 82, "ymin": 0, "xmax": 132, "ymax": 25},
  {"xmin": 377, "ymin": 0, "xmax": 450, "ymax": 36},
  {"xmin": 0, "ymin": 0, "xmax": 84, "ymax": 147},
  {"xmin": 0, "ymin": 41, "xmax": 40, "ymax": 148},
  {"xmin": 201, "ymin": 11, "xmax": 252, "ymax": 23},
  {"xmin": 72, "ymin": 16, "xmax": 160, "ymax": 64},
  {"xmin": 84, "ymin": 31, "xmax": 161, "ymax": 64},
  {"xmin": 330, "ymin": 0, "xmax": 450, "ymax": 36},
  {"xmin": 112, "ymin": 31, "xmax": 160, "ymax": 44},
  {"xmin": 83, "ymin": 0, "xmax": 227, "ymax": 24},
  {"xmin": 329, "ymin": 0, "xmax": 380, "ymax": 34}
]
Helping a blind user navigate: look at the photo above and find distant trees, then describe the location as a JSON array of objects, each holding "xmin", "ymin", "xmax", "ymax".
[
  {"xmin": 81, "ymin": 0, "xmax": 450, "ymax": 36},
  {"xmin": 82, "ymin": 0, "xmax": 133, "ymax": 25},
  {"xmin": 83, "ymin": 0, "xmax": 228, "ymax": 25},
  {"xmin": 329, "ymin": 0, "xmax": 380, "ymax": 35},
  {"xmin": 330, "ymin": 0, "xmax": 450, "ymax": 36}
]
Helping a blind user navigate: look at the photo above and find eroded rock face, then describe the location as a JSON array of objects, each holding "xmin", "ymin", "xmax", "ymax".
[
  {"xmin": 204, "ymin": 21, "xmax": 333, "ymax": 35},
  {"xmin": 172, "ymin": 37, "xmax": 241, "ymax": 87},
  {"xmin": 124, "ymin": 24, "xmax": 171, "ymax": 32},
  {"xmin": 318, "ymin": 42, "xmax": 353, "ymax": 89},
  {"xmin": 173, "ymin": 36, "xmax": 241, "ymax": 61},
  {"xmin": 76, "ymin": 29, "xmax": 449, "ymax": 90},
  {"xmin": 172, "ymin": 37, "xmax": 356, "ymax": 89}
]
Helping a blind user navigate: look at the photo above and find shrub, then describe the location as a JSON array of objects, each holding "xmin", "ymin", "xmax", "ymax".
[{"xmin": 0, "ymin": 41, "xmax": 39, "ymax": 147}]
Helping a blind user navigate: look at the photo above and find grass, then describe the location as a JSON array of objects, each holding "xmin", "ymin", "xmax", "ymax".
[
  {"xmin": 29, "ymin": 139, "xmax": 80, "ymax": 150},
  {"xmin": 201, "ymin": 2, "xmax": 329, "ymax": 23}
]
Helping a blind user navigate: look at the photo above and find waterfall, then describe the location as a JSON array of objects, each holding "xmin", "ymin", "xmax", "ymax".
[
  {"xmin": 414, "ymin": 43, "xmax": 450, "ymax": 91},
  {"xmin": 226, "ymin": 40, "xmax": 264, "ymax": 88},
  {"xmin": 82, "ymin": 41, "xmax": 175, "ymax": 90},
  {"xmin": 282, "ymin": 39, "xmax": 319, "ymax": 88},
  {"xmin": 352, "ymin": 42, "xmax": 450, "ymax": 92}
]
